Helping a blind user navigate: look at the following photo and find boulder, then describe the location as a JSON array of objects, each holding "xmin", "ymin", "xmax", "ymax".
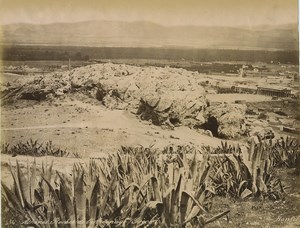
[
  {"xmin": 249, "ymin": 126, "xmax": 275, "ymax": 140},
  {"xmin": 137, "ymin": 91, "xmax": 206, "ymax": 127},
  {"xmin": 204, "ymin": 104, "xmax": 247, "ymax": 139}
]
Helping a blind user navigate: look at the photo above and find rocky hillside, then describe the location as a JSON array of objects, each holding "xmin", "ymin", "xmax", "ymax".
[{"xmin": 1, "ymin": 63, "xmax": 247, "ymax": 139}]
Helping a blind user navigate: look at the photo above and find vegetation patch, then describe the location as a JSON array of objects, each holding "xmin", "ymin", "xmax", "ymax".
[
  {"xmin": 1, "ymin": 139, "xmax": 79, "ymax": 158},
  {"xmin": 2, "ymin": 147, "xmax": 229, "ymax": 227},
  {"xmin": 2, "ymin": 136, "xmax": 299, "ymax": 227}
]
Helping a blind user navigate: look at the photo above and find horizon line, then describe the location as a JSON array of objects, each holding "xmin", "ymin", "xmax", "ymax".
[{"xmin": 1, "ymin": 19, "xmax": 298, "ymax": 28}]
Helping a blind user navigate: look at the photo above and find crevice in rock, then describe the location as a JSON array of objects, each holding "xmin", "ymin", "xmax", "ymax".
[{"xmin": 201, "ymin": 116, "xmax": 219, "ymax": 137}]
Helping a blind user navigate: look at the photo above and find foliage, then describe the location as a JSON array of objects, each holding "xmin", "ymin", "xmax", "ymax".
[
  {"xmin": 2, "ymin": 147, "xmax": 229, "ymax": 227},
  {"xmin": 210, "ymin": 139, "xmax": 284, "ymax": 200},
  {"xmin": 212, "ymin": 141, "xmax": 241, "ymax": 155},
  {"xmin": 1, "ymin": 139, "xmax": 80, "ymax": 158},
  {"xmin": 2, "ymin": 136, "xmax": 299, "ymax": 226},
  {"xmin": 271, "ymin": 137, "xmax": 300, "ymax": 168}
]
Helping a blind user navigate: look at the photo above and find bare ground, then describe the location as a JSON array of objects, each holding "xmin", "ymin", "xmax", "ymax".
[{"xmin": 1, "ymin": 98, "xmax": 233, "ymax": 158}]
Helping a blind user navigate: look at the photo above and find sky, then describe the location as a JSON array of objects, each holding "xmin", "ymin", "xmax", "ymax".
[{"xmin": 0, "ymin": 0, "xmax": 298, "ymax": 26}]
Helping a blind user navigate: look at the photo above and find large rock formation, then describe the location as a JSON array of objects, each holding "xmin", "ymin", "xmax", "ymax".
[{"xmin": 1, "ymin": 63, "xmax": 248, "ymax": 138}]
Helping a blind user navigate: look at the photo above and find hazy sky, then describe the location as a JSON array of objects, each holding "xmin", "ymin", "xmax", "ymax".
[{"xmin": 0, "ymin": 0, "xmax": 298, "ymax": 26}]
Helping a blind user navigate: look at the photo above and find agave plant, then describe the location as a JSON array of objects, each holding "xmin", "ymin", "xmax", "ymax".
[
  {"xmin": 1, "ymin": 143, "xmax": 10, "ymax": 154},
  {"xmin": 212, "ymin": 141, "xmax": 241, "ymax": 155},
  {"xmin": 210, "ymin": 139, "xmax": 284, "ymax": 200},
  {"xmin": 271, "ymin": 136, "xmax": 300, "ymax": 168},
  {"xmin": 1, "ymin": 159, "xmax": 54, "ymax": 227},
  {"xmin": 2, "ymin": 146, "xmax": 230, "ymax": 228},
  {"xmin": 1, "ymin": 139, "xmax": 80, "ymax": 158}
]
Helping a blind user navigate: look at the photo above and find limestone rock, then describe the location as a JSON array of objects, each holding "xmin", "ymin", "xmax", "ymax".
[{"xmin": 204, "ymin": 104, "xmax": 247, "ymax": 139}]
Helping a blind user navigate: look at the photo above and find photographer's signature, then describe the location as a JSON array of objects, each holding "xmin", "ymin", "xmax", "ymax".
[{"xmin": 276, "ymin": 215, "xmax": 300, "ymax": 223}]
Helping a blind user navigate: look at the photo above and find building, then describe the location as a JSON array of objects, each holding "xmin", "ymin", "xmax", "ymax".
[
  {"xmin": 233, "ymin": 85, "xmax": 257, "ymax": 94},
  {"xmin": 257, "ymin": 86, "xmax": 291, "ymax": 97}
]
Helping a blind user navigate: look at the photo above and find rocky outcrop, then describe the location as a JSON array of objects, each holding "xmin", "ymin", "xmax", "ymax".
[
  {"xmin": 137, "ymin": 91, "xmax": 206, "ymax": 128},
  {"xmin": 203, "ymin": 104, "xmax": 247, "ymax": 139},
  {"xmin": 1, "ymin": 63, "xmax": 250, "ymax": 138}
]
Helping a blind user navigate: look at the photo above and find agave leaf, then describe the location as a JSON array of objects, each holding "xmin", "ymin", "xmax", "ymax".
[
  {"xmin": 238, "ymin": 180, "xmax": 249, "ymax": 196},
  {"xmin": 168, "ymin": 163, "xmax": 174, "ymax": 185},
  {"xmin": 98, "ymin": 165, "xmax": 109, "ymax": 186},
  {"xmin": 30, "ymin": 158, "xmax": 37, "ymax": 205},
  {"xmin": 170, "ymin": 175, "xmax": 182, "ymax": 225},
  {"xmin": 44, "ymin": 160, "xmax": 54, "ymax": 182},
  {"xmin": 183, "ymin": 205, "xmax": 201, "ymax": 225},
  {"xmin": 199, "ymin": 164, "xmax": 210, "ymax": 184},
  {"xmin": 42, "ymin": 160, "xmax": 54, "ymax": 207},
  {"xmin": 183, "ymin": 190, "xmax": 207, "ymax": 214},
  {"xmin": 185, "ymin": 178, "xmax": 194, "ymax": 194},
  {"xmin": 74, "ymin": 170, "xmax": 86, "ymax": 227},
  {"xmin": 190, "ymin": 151, "xmax": 197, "ymax": 179},
  {"xmin": 100, "ymin": 173, "xmax": 117, "ymax": 216},
  {"xmin": 115, "ymin": 180, "xmax": 122, "ymax": 208},
  {"xmin": 162, "ymin": 187, "xmax": 174, "ymax": 227},
  {"xmin": 27, "ymin": 159, "xmax": 31, "ymax": 204},
  {"xmin": 233, "ymin": 154, "xmax": 251, "ymax": 182},
  {"xmin": 180, "ymin": 191, "xmax": 190, "ymax": 223},
  {"xmin": 129, "ymin": 184, "xmax": 140, "ymax": 218},
  {"xmin": 256, "ymin": 175, "xmax": 268, "ymax": 193},
  {"xmin": 197, "ymin": 190, "xmax": 206, "ymax": 205},
  {"xmin": 57, "ymin": 173, "xmax": 76, "ymax": 226},
  {"xmin": 42, "ymin": 177, "xmax": 65, "ymax": 220},
  {"xmin": 175, "ymin": 174, "xmax": 182, "ymax": 196},
  {"xmin": 240, "ymin": 188, "xmax": 252, "ymax": 199},
  {"xmin": 205, "ymin": 210, "xmax": 230, "ymax": 225},
  {"xmin": 151, "ymin": 177, "xmax": 161, "ymax": 201},
  {"xmin": 89, "ymin": 178, "xmax": 100, "ymax": 228},
  {"xmin": 248, "ymin": 138, "xmax": 255, "ymax": 161},
  {"xmin": 1, "ymin": 182, "xmax": 24, "ymax": 212},
  {"xmin": 9, "ymin": 160, "xmax": 25, "ymax": 208},
  {"xmin": 137, "ymin": 175, "xmax": 152, "ymax": 191}
]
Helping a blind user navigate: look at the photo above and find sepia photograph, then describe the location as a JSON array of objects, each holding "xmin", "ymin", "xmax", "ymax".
[{"xmin": 0, "ymin": 0, "xmax": 299, "ymax": 227}]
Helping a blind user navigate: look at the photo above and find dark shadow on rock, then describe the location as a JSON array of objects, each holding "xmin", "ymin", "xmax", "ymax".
[{"xmin": 201, "ymin": 116, "xmax": 219, "ymax": 137}]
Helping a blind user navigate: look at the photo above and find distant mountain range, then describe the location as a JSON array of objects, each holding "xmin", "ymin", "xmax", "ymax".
[{"xmin": 2, "ymin": 20, "xmax": 298, "ymax": 50}]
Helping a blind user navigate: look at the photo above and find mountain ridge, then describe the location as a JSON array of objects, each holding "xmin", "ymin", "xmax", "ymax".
[{"xmin": 2, "ymin": 20, "xmax": 298, "ymax": 50}]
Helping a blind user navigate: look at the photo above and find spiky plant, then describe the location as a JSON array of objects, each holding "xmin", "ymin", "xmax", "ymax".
[
  {"xmin": 210, "ymin": 139, "xmax": 284, "ymax": 200},
  {"xmin": 271, "ymin": 136, "xmax": 300, "ymax": 168},
  {"xmin": 213, "ymin": 141, "xmax": 241, "ymax": 155},
  {"xmin": 1, "ymin": 139, "xmax": 79, "ymax": 158},
  {"xmin": 2, "ymin": 147, "xmax": 230, "ymax": 228}
]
